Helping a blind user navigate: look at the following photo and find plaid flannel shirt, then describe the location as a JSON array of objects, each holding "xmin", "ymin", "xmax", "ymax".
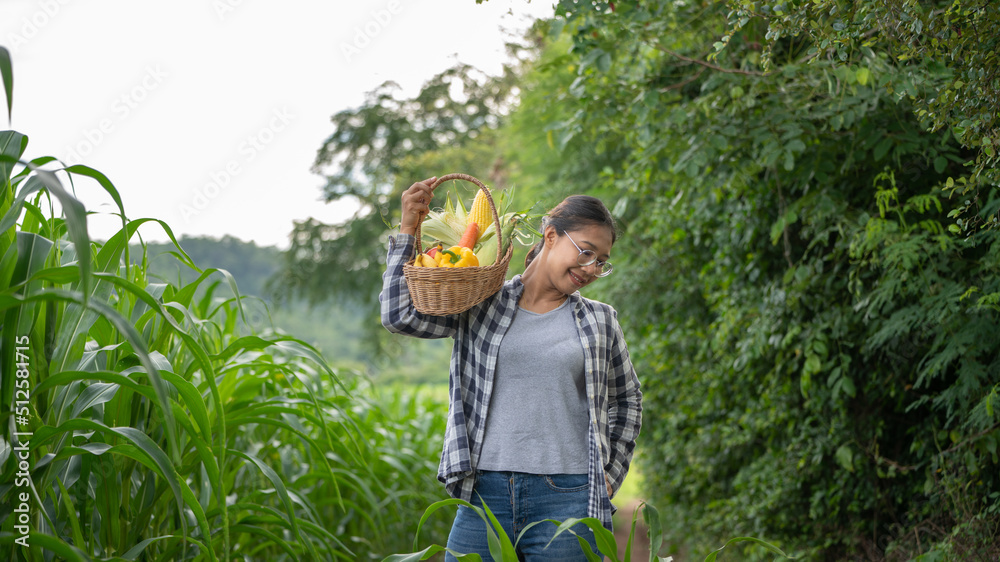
[{"xmin": 379, "ymin": 234, "xmax": 642, "ymax": 530}]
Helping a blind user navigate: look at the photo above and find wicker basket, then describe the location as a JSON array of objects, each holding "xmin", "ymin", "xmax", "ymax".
[{"xmin": 403, "ymin": 173, "xmax": 513, "ymax": 315}]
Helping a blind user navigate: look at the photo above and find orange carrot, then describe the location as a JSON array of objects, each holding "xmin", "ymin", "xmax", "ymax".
[{"xmin": 457, "ymin": 222, "xmax": 479, "ymax": 249}]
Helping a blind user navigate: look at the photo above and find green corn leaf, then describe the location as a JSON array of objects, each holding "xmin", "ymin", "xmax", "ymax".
[
  {"xmin": 290, "ymin": 516, "xmax": 355, "ymax": 557},
  {"xmin": 8, "ymin": 154, "xmax": 59, "ymax": 185},
  {"xmin": 644, "ymin": 502, "xmax": 664, "ymax": 562},
  {"xmin": 69, "ymin": 381, "xmax": 118, "ymax": 419},
  {"xmin": 579, "ymin": 535, "xmax": 605, "ymax": 562},
  {"xmin": 382, "ymin": 545, "xmax": 484, "ymax": 561},
  {"xmin": 12, "ymin": 229, "xmax": 51, "ymax": 305},
  {"xmin": 703, "ymin": 536, "xmax": 792, "ymax": 561},
  {"xmin": 543, "ymin": 517, "xmax": 617, "ymax": 561},
  {"xmin": 0, "ymin": 289, "xmax": 186, "ymax": 506},
  {"xmin": 0, "ymin": 132, "xmax": 28, "ymax": 192},
  {"xmin": 1, "ymin": 231, "xmax": 52, "ymax": 411},
  {"xmin": 225, "ymin": 416, "xmax": 327, "ymax": 460},
  {"xmin": 62, "ymin": 163, "xmax": 126, "ymax": 230},
  {"xmin": 54, "ymin": 477, "xmax": 86, "ymax": 551},
  {"xmin": 33, "ymin": 420, "xmax": 181, "ymax": 506},
  {"xmin": 0, "ymin": 532, "xmax": 88, "ymax": 562},
  {"xmin": 35, "ymin": 369, "xmax": 152, "ymax": 400},
  {"xmin": 159, "ymin": 370, "xmax": 213, "ymax": 445},
  {"xmin": 108, "ymin": 441, "xmax": 215, "ymax": 561},
  {"xmin": 16, "ymin": 200, "xmax": 49, "ymax": 238},
  {"xmin": 228, "ymin": 449, "xmax": 313, "ymax": 559},
  {"xmin": 227, "ymin": 524, "xmax": 300, "ymax": 559},
  {"xmin": 32, "ymin": 169, "xmax": 91, "ymax": 301},
  {"xmin": 119, "ymin": 216, "xmax": 200, "ymax": 270},
  {"xmin": 0, "ymin": 46, "xmax": 12, "ymax": 122},
  {"xmin": 29, "ymin": 416, "xmax": 214, "ymax": 560},
  {"xmin": 479, "ymin": 498, "xmax": 517, "ymax": 561},
  {"xmin": 411, "ymin": 498, "xmax": 475, "ymax": 551},
  {"xmin": 381, "ymin": 545, "xmax": 450, "ymax": 561},
  {"xmin": 0, "ymin": 173, "xmax": 42, "ymax": 244},
  {"xmin": 624, "ymin": 502, "xmax": 643, "ymax": 562},
  {"xmin": 117, "ymin": 534, "xmax": 210, "ymax": 561},
  {"xmin": 166, "ymin": 401, "xmax": 220, "ymax": 488},
  {"xmin": 211, "ymin": 334, "xmax": 273, "ymax": 362}
]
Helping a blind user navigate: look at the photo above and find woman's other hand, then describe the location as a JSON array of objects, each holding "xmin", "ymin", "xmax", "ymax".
[{"xmin": 400, "ymin": 177, "xmax": 437, "ymax": 236}]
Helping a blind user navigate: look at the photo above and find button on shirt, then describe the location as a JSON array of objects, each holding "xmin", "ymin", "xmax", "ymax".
[{"xmin": 379, "ymin": 234, "xmax": 642, "ymax": 530}]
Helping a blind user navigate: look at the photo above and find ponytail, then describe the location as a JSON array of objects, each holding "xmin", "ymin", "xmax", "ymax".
[{"xmin": 524, "ymin": 241, "xmax": 544, "ymax": 268}]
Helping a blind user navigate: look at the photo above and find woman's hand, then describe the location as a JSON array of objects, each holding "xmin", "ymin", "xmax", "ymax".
[
  {"xmin": 399, "ymin": 177, "xmax": 437, "ymax": 236},
  {"xmin": 605, "ymin": 473, "xmax": 614, "ymax": 498}
]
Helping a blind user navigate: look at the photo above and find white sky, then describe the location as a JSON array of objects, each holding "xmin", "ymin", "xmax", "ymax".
[{"xmin": 1, "ymin": 0, "xmax": 554, "ymax": 249}]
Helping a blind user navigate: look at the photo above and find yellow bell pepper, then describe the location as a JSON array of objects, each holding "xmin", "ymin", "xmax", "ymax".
[
  {"xmin": 438, "ymin": 246, "xmax": 479, "ymax": 268},
  {"xmin": 414, "ymin": 253, "xmax": 438, "ymax": 267}
]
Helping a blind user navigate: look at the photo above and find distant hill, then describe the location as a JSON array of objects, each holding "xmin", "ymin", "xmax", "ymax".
[{"xmin": 139, "ymin": 235, "xmax": 284, "ymax": 298}]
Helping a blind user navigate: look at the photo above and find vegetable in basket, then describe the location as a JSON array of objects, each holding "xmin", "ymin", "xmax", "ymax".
[
  {"xmin": 438, "ymin": 246, "xmax": 479, "ymax": 268},
  {"xmin": 414, "ymin": 245, "xmax": 479, "ymax": 268}
]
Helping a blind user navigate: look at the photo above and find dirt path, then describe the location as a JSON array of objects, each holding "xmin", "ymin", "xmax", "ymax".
[{"xmin": 607, "ymin": 499, "xmax": 652, "ymax": 561}]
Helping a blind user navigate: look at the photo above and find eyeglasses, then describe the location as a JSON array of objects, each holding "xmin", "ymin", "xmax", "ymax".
[{"xmin": 564, "ymin": 232, "xmax": 614, "ymax": 277}]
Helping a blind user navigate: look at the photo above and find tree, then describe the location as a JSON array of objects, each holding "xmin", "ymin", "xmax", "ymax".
[
  {"xmin": 269, "ymin": 62, "xmax": 523, "ymax": 310},
  {"xmin": 723, "ymin": 0, "xmax": 1000, "ymax": 231},
  {"xmin": 498, "ymin": 0, "xmax": 1000, "ymax": 558}
]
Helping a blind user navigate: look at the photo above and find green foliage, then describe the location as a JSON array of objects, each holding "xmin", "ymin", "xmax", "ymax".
[
  {"xmin": 503, "ymin": 2, "xmax": 1000, "ymax": 559},
  {"xmin": 723, "ymin": 0, "xmax": 1000, "ymax": 229},
  {"xmin": 0, "ymin": 48, "xmax": 452, "ymax": 560}
]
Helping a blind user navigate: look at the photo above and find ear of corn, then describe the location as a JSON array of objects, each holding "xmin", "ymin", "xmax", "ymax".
[
  {"xmin": 467, "ymin": 187, "xmax": 493, "ymax": 232},
  {"xmin": 421, "ymin": 208, "xmax": 466, "ymax": 247},
  {"xmin": 453, "ymin": 191, "xmax": 468, "ymax": 224},
  {"xmin": 474, "ymin": 212, "xmax": 521, "ymax": 264},
  {"xmin": 474, "ymin": 233, "xmax": 497, "ymax": 265}
]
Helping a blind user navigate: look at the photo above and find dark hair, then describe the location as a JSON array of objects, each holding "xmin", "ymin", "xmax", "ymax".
[{"xmin": 524, "ymin": 195, "xmax": 619, "ymax": 268}]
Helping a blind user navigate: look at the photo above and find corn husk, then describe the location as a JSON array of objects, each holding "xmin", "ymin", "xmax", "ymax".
[
  {"xmin": 421, "ymin": 208, "xmax": 465, "ymax": 248},
  {"xmin": 475, "ymin": 212, "xmax": 520, "ymax": 264}
]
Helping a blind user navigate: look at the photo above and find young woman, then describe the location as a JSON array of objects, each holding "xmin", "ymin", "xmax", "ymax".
[{"xmin": 380, "ymin": 177, "xmax": 642, "ymax": 560}]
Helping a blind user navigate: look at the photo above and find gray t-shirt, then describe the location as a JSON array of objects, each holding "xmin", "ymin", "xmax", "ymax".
[{"xmin": 477, "ymin": 299, "xmax": 590, "ymax": 474}]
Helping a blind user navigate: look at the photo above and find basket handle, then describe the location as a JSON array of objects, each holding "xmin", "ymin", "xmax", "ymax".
[{"xmin": 414, "ymin": 173, "xmax": 504, "ymax": 266}]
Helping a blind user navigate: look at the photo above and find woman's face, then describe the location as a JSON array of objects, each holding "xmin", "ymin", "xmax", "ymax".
[{"xmin": 543, "ymin": 223, "xmax": 614, "ymax": 295}]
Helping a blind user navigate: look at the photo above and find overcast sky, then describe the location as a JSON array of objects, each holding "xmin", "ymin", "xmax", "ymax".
[{"xmin": 1, "ymin": 0, "xmax": 553, "ymax": 248}]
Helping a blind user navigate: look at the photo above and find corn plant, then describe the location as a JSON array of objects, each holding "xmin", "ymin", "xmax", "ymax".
[
  {"xmin": 382, "ymin": 499, "xmax": 793, "ymax": 562},
  {"xmin": 0, "ymin": 46, "xmax": 450, "ymax": 561}
]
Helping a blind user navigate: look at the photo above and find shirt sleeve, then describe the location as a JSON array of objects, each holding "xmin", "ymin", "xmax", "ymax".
[
  {"xmin": 379, "ymin": 233, "xmax": 458, "ymax": 339},
  {"xmin": 604, "ymin": 308, "xmax": 642, "ymax": 495}
]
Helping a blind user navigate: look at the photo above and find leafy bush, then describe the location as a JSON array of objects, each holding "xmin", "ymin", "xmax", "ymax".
[{"xmin": 511, "ymin": 2, "xmax": 1000, "ymax": 558}]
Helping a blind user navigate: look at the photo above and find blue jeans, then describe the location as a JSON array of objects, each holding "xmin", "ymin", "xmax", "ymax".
[{"xmin": 444, "ymin": 470, "xmax": 603, "ymax": 561}]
